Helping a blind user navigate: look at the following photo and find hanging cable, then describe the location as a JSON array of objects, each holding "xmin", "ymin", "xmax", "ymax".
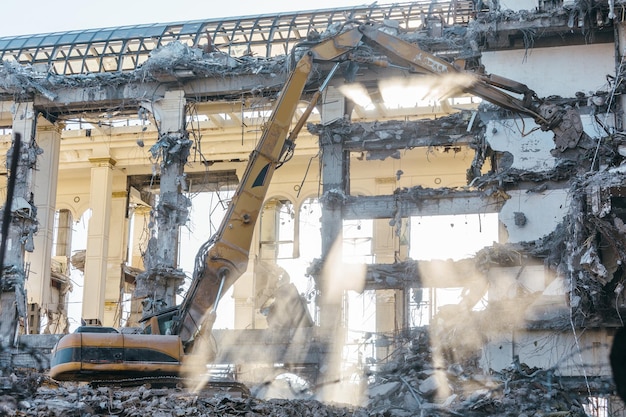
[{"xmin": 591, "ymin": 55, "xmax": 625, "ymax": 171}]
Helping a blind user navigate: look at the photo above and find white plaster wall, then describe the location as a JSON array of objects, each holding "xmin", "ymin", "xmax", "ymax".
[
  {"xmin": 480, "ymin": 334, "xmax": 514, "ymax": 371},
  {"xmin": 481, "ymin": 329, "xmax": 612, "ymax": 376},
  {"xmin": 481, "ymin": 43, "xmax": 614, "ymax": 98},
  {"xmin": 499, "ymin": 189, "xmax": 569, "ymax": 243},
  {"xmin": 499, "ymin": 0, "xmax": 537, "ymax": 11},
  {"xmin": 486, "ymin": 113, "xmax": 603, "ymax": 170},
  {"xmin": 485, "ymin": 118, "xmax": 557, "ymax": 170}
]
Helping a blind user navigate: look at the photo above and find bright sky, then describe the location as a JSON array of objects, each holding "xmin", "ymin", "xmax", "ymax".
[{"xmin": 0, "ymin": 0, "xmax": 372, "ymax": 37}]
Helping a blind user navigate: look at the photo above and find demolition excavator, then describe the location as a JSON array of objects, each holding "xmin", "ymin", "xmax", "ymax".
[{"xmin": 48, "ymin": 20, "xmax": 587, "ymax": 386}]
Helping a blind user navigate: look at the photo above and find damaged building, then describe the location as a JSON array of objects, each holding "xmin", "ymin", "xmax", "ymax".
[{"xmin": 1, "ymin": 0, "xmax": 626, "ymax": 415}]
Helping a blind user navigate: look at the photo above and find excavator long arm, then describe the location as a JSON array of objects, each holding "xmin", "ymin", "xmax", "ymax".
[
  {"xmin": 172, "ymin": 27, "xmax": 366, "ymax": 346},
  {"xmin": 355, "ymin": 23, "xmax": 586, "ymax": 151}
]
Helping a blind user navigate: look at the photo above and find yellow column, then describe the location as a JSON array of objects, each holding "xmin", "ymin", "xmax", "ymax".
[
  {"xmin": 125, "ymin": 205, "xmax": 151, "ymax": 327},
  {"xmin": 102, "ymin": 189, "xmax": 128, "ymax": 327},
  {"xmin": 24, "ymin": 118, "xmax": 62, "ymax": 331},
  {"xmin": 82, "ymin": 157, "xmax": 116, "ymax": 325},
  {"xmin": 130, "ymin": 205, "xmax": 151, "ymax": 269}
]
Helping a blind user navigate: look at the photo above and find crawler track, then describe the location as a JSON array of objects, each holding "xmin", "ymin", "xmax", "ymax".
[{"xmin": 89, "ymin": 376, "xmax": 250, "ymax": 397}]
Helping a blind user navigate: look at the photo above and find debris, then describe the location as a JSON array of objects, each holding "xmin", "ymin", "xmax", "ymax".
[{"xmin": 0, "ymin": 330, "xmax": 605, "ymax": 417}]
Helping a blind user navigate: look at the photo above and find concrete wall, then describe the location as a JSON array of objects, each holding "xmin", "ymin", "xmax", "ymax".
[
  {"xmin": 350, "ymin": 146, "xmax": 473, "ymax": 191},
  {"xmin": 481, "ymin": 328, "xmax": 613, "ymax": 377},
  {"xmin": 485, "ymin": 118, "xmax": 556, "ymax": 171},
  {"xmin": 499, "ymin": 0, "xmax": 538, "ymax": 11},
  {"xmin": 13, "ymin": 334, "xmax": 63, "ymax": 371},
  {"xmin": 481, "ymin": 43, "xmax": 614, "ymax": 99},
  {"xmin": 499, "ymin": 188, "xmax": 569, "ymax": 243},
  {"xmin": 55, "ymin": 174, "xmax": 91, "ymax": 221},
  {"xmin": 485, "ymin": 113, "xmax": 603, "ymax": 169}
]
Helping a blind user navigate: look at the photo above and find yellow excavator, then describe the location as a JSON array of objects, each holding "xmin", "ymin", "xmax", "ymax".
[{"xmin": 48, "ymin": 20, "xmax": 587, "ymax": 387}]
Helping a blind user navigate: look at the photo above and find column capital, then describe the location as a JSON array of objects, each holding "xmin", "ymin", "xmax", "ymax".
[
  {"xmin": 88, "ymin": 157, "xmax": 117, "ymax": 168},
  {"xmin": 36, "ymin": 123, "xmax": 64, "ymax": 134},
  {"xmin": 133, "ymin": 205, "xmax": 152, "ymax": 215}
]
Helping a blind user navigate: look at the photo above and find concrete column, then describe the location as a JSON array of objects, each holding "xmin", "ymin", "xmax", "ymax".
[
  {"xmin": 233, "ymin": 276, "xmax": 255, "ymax": 329},
  {"xmin": 54, "ymin": 209, "xmax": 72, "ymax": 258},
  {"xmin": 243, "ymin": 198, "xmax": 289, "ymax": 330},
  {"xmin": 24, "ymin": 118, "xmax": 62, "ymax": 333},
  {"xmin": 135, "ymin": 90, "xmax": 189, "ymax": 316},
  {"xmin": 0, "ymin": 101, "xmax": 37, "ymax": 349},
  {"xmin": 48, "ymin": 208, "xmax": 72, "ymax": 334},
  {"xmin": 319, "ymin": 138, "xmax": 347, "ymax": 329},
  {"xmin": 259, "ymin": 198, "xmax": 279, "ymax": 261},
  {"xmin": 373, "ymin": 177, "xmax": 406, "ymax": 346},
  {"xmin": 81, "ymin": 157, "xmax": 116, "ymax": 325},
  {"xmin": 102, "ymin": 189, "xmax": 128, "ymax": 327},
  {"xmin": 321, "ymin": 86, "xmax": 346, "ymax": 125},
  {"xmin": 232, "ymin": 165, "xmax": 259, "ymax": 329},
  {"xmin": 125, "ymin": 204, "xmax": 151, "ymax": 327}
]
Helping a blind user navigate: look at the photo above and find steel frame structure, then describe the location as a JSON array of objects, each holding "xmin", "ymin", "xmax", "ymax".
[{"xmin": 0, "ymin": 1, "xmax": 474, "ymax": 75}]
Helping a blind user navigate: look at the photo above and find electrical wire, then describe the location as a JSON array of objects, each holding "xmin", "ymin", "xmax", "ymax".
[{"xmin": 591, "ymin": 55, "xmax": 625, "ymax": 171}]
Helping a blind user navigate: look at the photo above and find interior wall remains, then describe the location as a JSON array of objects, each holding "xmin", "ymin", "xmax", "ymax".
[{"xmin": 481, "ymin": 44, "xmax": 615, "ymax": 98}]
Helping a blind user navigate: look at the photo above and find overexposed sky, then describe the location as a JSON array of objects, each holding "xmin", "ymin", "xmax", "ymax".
[{"xmin": 0, "ymin": 0, "xmax": 372, "ymax": 37}]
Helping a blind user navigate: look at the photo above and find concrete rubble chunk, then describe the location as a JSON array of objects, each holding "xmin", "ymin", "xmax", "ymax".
[
  {"xmin": 368, "ymin": 381, "xmax": 400, "ymax": 398},
  {"xmin": 418, "ymin": 374, "xmax": 441, "ymax": 396}
]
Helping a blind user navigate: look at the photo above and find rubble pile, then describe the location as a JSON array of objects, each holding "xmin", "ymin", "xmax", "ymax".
[
  {"xmin": 0, "ymin": 40, "xmax": 291, "ymax": 98},
  {"xmin": 137, "ymin": 42, "xmax": 289, "ymax": 80},
  {"xmin": 364, "ymin": 329, "xmax": 595, "ymax": 417},
  {"xmin": 0, "ymin": 326, "xmax": 607, "ymax": 416},
  {"xmin": 1, "ymin": 373, "xmax": 372, "ymax": 417}
]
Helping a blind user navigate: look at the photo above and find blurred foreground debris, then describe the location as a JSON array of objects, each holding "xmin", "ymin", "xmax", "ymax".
[
  {"xmin": 1, "ymin": 327, "xmax": 617, "ymax": 416},
  {"xmin": 364, "ymin": 329, "xmax": 609, "ymax": 416},
  {"xmin": 3, "ymin": 373, "xmax": 370, "ymax": 417}
]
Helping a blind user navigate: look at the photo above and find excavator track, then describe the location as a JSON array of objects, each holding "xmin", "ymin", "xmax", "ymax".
[{"xmin": 88, "ymin": 376, "xmax": 250, "ymax": 398}]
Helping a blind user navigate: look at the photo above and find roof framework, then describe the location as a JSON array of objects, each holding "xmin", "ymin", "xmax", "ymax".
[{"xmin": 0, "ymin": 1, "xmax": 474, "ymax": 75}]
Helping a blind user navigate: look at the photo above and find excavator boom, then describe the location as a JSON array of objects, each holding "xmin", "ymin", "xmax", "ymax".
[
  {"xmin": 355, "ymin": 23, "xmax": 586, "ymax": 150},
  {"xmin": 173, "ymin": 54, "xmax": 324, "ymax": 343},
  {"xmin": 49, "ymin": 25, "xmax": 365, "ymax": 383},
  {"xmin": 172, "ymin": 28, "xmax": 366, "ymax": 345}
]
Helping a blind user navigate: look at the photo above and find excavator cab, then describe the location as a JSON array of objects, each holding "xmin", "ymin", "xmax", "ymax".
[{"xmin": 140, "ymin": 306, "xmax": 180, "ymax": 336}]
